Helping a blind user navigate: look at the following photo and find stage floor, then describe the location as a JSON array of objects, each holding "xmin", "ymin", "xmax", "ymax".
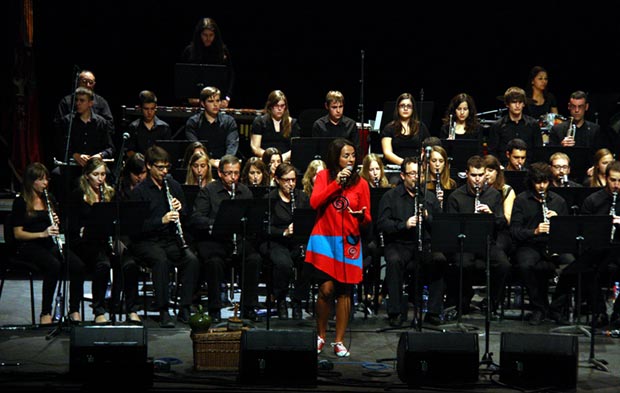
[{"xmin": 1, "ymin": 279, "xmax": 620, "ymax": 392}]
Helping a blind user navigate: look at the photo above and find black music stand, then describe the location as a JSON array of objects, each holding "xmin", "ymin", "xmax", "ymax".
[
  {"xmin": 441, "ymin": 139, "xmax": 482, "ymax": 174},
  {"xmin": 503, "ymin": 170, "xmax": 528, "ymax": 196},
  {"xmin": 154, "ymin": 140, "xmax": 209, "ymax": 168},
  {"xmin": 432, "ymin": 214, "xmax": 494, "ymax": 334},
  {"xmin": 290, "ymin": 137, "xmax": 336, "ymax": 174},
  {"xmin": 249, "ymin": 185, "xmax": 271, "ymax": 200},
  {"xmin": 174, "ymin": 63, "xmax": 228, "ymax": 100},
  {"xmin": 212, "ymin": 198, "xmax": 267, "ymax": 325},
  {"xmin": 292, "ymin": 208, "xmax": 318, "ymax": 322},
  {"xmin": 549, "ymin": 187, "xmax": 599, "ymax": 215},
  {"xmin": 547, "ymin": 215, "xmax": 612, "ymax": 372}
]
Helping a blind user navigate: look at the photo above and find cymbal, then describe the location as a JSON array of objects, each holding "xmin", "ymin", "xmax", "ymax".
[{"xmin": 495, "ymin": 96, "xmax": 537, "ymax": 105}]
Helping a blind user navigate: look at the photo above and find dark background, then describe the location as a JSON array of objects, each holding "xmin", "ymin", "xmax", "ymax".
[{"xmin": 3, "ymin": 1, "xmax": 620, "ymax": 186}]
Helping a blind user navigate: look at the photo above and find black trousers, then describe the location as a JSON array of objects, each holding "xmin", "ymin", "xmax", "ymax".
[
  {"xmin": 195, "ymin": 238, "xmax": 262, "ymax": 312},
  {"xmin": 17, "ymin": 243, "xmax": 85, "ymax": 315},
  {"xmin": 259, "ymin": 240, "xmax": 303, "ymax": 301},
  {"xmin": 130, "ymin": 236, "xmax": 200, "ymax": 310}
]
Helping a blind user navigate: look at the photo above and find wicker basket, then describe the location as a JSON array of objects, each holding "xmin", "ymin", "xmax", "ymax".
[{"xmin": 191, "ymin": 327, "xmax": 245, "ymax": 371}]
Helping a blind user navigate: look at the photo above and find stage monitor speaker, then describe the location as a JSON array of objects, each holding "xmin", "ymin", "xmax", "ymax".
[
  {"xmin": 500, "ymin": 332, "xmax": 578, "ymax": 389},
  {"xmin": 70, "ymin": 325, "xmax": 152, "ymax": 387},
  {"xmin": 239, "ymin": 329, "xmax": 317, "ymax": 386},
  {"xmin": 397, "ymin": 332, "xmax": 479, "ymax": 386}
]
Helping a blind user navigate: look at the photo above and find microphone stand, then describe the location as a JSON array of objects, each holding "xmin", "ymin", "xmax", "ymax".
[
  {"xmin": 358, "ymin": 50, "xmax": 367, "ymax": 155},
  {"xmin": 265, "ymin": 184, "xmax": 274, "ymax": 330},
  {"xmin": 47, "ymin": 67, "xmax": 81, "ymax": 341}
]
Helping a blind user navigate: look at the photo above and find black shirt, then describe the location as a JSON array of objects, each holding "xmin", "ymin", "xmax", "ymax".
[
  {"xmin": 377, "ymin": 183, "xmax": 440, "ymax": 244},
  {"xmin": 56, "ymin": 111, "xmax": 115, "ymax": 160},
  {"xmin": 190, "ymin": 180, "xmax": 252, "ymax": 236},
  {"xmin": 312, "ymin": 115, "xmax": 359, "ymax": 149},
  {"xmin": 129, "ymin": 175, "xmax": 188, "ymax": 241},
  {"xmin": 185, "ymin": 112, "xmax": 239, "ymax": 159},
  {"xmin": 55, "ymin": 92, "xmax": 114, "ymax": 131},
  {"xmin": 549, "ymin": 120, "xmax": 603, "ymax": 150},
  {"xmin": 251, "ymin": 114, "xmax": 301, "ymax": 155},
  {"xmin": 510, "ymin": 189, "xmax": 568, "ymax": 246},
  {"xmin": 487, "ymin": 115, "xmax": 542, "ymax": 161},
  {"xmin": 126, "ymin": 116, "xmax": 172, "ymax": 155},
  {"xmin": 446, "ymin": 184, "xmax": 506, "ymax": 230},
  {"xmin": 264, "ymin": 188, "xmax": 310, "ymax": 242},
  {"xmin": 380, "ymin": 121, "xmax": 431, "ymax": 163},
  {"xmin": 11, "ymin": 195, "xmax": 55, "ymax": 249}
]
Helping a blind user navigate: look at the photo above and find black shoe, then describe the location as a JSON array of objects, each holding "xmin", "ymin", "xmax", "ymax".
[
  {"xmin": 610, "ymin": 312, "xmax": 620, "ymax": 329},
  {"xmin": 208, "ymin": 309, "xmax": 221, "ymax": 324},
  {"xmin": 159, "ymin": 310, "xmax": 175, "ymax": 328},
  {"xmin": 388, "ymin": 314, "xmax": 403, "ymax": 328},
  {"xmin": 423, "ymin": 313, "xmax": 442, "ymax": 326},
  {"xmin": 291, "ymin": 300, "xmax": 303, "ymax": 320},
  {"xmin": 277, "ymin": 300, "xmax": 288, "ymax": 320},
  {"xmin": 593, "ymin": 313, "xmax": 609, "ymax": 328},
  {"xmin": 177, "ymin": 307, "xmax": 191, "ymax": 324},
  {"xmin": 243, "ymin": 309, "xmax": 263, "ymax": 323},
  {"xmin": 528, "ymin": 310, "xmax": 545, "ymax": 326},
  {"xmin": 549, "ymin": 310, "xmax": 570, "ymax": 326}
]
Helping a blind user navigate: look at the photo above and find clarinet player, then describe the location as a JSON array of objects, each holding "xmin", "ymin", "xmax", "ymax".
[
  {"xmin": 11, "ymin": 162, "xmax": 85, "ymax": 325},
  {"xmin": 129, "ymin": 146, "xmax": 200, "ymax": 328}
]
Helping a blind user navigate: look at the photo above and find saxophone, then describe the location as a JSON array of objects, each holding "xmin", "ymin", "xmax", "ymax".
[
  {"xmin": 163, "ymin": 176, "xmax": 188, "ymax": 249},
  {"xmin": 611, "ymin": 191, "xmax": 618, "ymax": 242},
  {"xmin": 43, "ymin": 188, "xmax": 64, "ymax": 258}
]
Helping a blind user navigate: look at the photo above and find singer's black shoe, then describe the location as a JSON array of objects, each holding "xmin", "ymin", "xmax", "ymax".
[{"xmin": 159, "ymin": 311, "xmax": 175, "ymax": 328}]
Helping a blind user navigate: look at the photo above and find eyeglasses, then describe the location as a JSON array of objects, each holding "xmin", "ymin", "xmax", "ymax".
[
  {"xmin": 404, "ymin": 171, "xmax": 418, "ymax": 177},
  {"xmin": 552, "ymin": 165, "xmax": 569, "ymax": 170},
  {"xmin": 153, "ymin": 164, "xmax": 171, "ymax": 171},
  {"xmin": 221, "ymin": 171, "xmax": 240, "ymax": 177},
  {"xmin": 399, "ymin": 104, "xmax": 413, "ymax": 109}
]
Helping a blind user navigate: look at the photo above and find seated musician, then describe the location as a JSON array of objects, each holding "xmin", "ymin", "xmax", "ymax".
[
  {"xmin": 250, "ymin": 90, "xmax": 300, "ymax": 163},
  {"xmin": 438, "ymin": 93, "xmax": 482, "ymax": 140},
  {"xmin": 184, "ymin": 86, "xmax": 239, "ymax": 169},
  {"xmin": 240, "ymin": 156, "xmax": 270, "ymax": 187},
  {"xmin": 504, "ymin": 138, "xmax": 528, "ymax": 172},
  {"xmin": 190, "ymin": 154, "xmax": 263, "ymax": 323},
  {"xmin": 259, "ymin": 163, "xmax": 310, "ymax": 320},
  {"xmin": 311, "ymin": 90, "xmax": 359, "ymax": 151},
  {"xmin": 185, "ymin": 150, "xmax": 213, "ymax": 188},
  {"xmin": 510, "ymin": 162, "xmax": 575, "ymax": 325},
  {"xmin": 126, "ymin": 90, "xmax": 171, "ymax": 158},
  {"xmin": 549, "ymin": 152, "xmax": 583, "ymax": 187},
  {"xmin": 129, "ymin": 146, "xmax": 200, "ymax": 328},
  {"xmin": 445, "ymin": 155, "xmax": 510, "ymax": 317},
  {"xmin": 483, "ymin": 154, "xmax": 516, "ymax": 257},
  {"xmin": 425, "ymin": 145, "xmax": 456, "ymax": 210},
  {"xmin": 583, "ymin": 148, "xmax": 613, "ymax": 187},
  {"xmin": 377, "ymin": 157, "xmax": 446, "ymax": 326},
  {"xmin": 360, "ymin": 154, "xmax": 390, "ymax": 188}
]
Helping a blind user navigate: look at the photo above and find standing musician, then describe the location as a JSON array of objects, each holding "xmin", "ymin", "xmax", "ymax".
[
  {"xmin": 129, "ymin": 146, "xmax": 200, "ymax": 328},
  {"xmin": 259, "ymin": 163, "xmax": 310, "ymax": 320},
  {"xmin": 11, "ymin": 162, "xmax": 85, "ymax": 325},
  {"xmin": 510, "ymin": 162, "xmax": 574, "ymax": 325},
  {"xmin": 190, "ymin": 154, "xmax": 263, "ymax": 323},
  {"xmin": 445, "ymin": 155, "xmax": 511, "ymax": 317},
  {"xmin": 377, "ymin": 157, "xmax": 446, "ymax": 327},
  {"xmin": 549, "ymin": 90, "xmax": 603, "ymax": 149}
]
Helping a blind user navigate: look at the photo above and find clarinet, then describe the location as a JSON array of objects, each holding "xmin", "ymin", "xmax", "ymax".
[
  {"xmin": 448, "ymin": 114, "xmax": 456, "ymax": 140},
  {"xmin": 560, "ymin": 174, "xmax": 569, "ymax": 187},
  {"xmin": 373, "ymin": 177, "xmax": 379, "ymax": 188},
  {"xmin": 163, "ymin": 176, "xmax": 189, "ymax": 249},
  {"xmin": 99, "ymin": 183, "xmax": 116, "ymax": 256},
  {"xmin": 435, "ymin": 169, "xmax": 443, "ymax": 209},
  {"xmin": 197, "ymin": 174, "xmax": 202, "ymax": 188},
  {"xmin": 611, "ymin": 191, "xmax": 618, "ymax": 242},
  {"xmin": 43, "ymin": 188, "xmax": 64, "ymax": 258},
  {"xmin": 540, "ymin": 191, "xmax": 550, "ymax": 224},
  {"xmin": 414, "ymin": 187, "xmax": 423, "ymax": 251},
  {"xmin": 231, "ymin": 182, "xmax": 238, "ymax": 255},
  {"xmin": 474, "ymin": 185, "xmax": 481, "ymax": 214}
]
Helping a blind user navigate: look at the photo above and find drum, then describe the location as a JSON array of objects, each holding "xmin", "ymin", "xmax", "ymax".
[{"xmin": 538, "ymin": 113, "xmax": 566, "ymax": 131}]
